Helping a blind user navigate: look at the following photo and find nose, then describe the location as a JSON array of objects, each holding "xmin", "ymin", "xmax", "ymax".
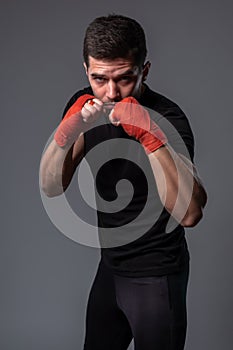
[{"xmin": 106, "ymin": 80, "xmax": 119, "ymax": 101}]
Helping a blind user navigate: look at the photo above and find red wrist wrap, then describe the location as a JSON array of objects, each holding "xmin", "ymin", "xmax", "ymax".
[
  {"xmin": 54, "ymin": 94, "xmax": 94, "ymax": 147},
  {"xmin": 111, "ymin": 97, "xmax": 167, "ymax": 154}
]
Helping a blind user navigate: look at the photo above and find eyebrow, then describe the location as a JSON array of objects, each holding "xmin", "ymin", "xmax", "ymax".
[
  {"xmin": 90, "ymin": 69, "xmax": 136, "ymax": 79},
  {"xmin": 90, "ymin": 73, "xmax": 106, "ymax": 78}
]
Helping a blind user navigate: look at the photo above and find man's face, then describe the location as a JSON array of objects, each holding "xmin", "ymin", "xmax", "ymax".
[{"xmin": 84, "ymin": 56, "xmax": 148, "ymax": 102}]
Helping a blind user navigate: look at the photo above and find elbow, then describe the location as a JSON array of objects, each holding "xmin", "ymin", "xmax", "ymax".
[
  {"xmin": 41, "ymin": 187, "xmax": 64, "ymax": 198},
  {"xmin": 40, "ymin": 184, "xmax": 59, "ymax": 198},
  {"xmin": 41, "ymin": 188, "xmax": 60, "ymax": 198},
  {"xmin": 40, "ymin": 178, "xmax": 64, "ymax": 198},
  {"xmin": 181, "ymin": 208, "xmax": 203, "ymax": 227}
]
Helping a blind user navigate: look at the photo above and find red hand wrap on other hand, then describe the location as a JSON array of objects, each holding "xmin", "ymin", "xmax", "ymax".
[
  {"xmin": 111, "ymin": 97, "xmax": 167, "ymax": 154},
  {"xmin": 54, "ymin": 94, "xmax": 94, "ymax": 147}
]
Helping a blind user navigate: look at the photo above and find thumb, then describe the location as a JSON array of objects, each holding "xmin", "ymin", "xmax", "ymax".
[{"xmin": 108, "ymin": 108, "xmax": 121, "ymax": 126}]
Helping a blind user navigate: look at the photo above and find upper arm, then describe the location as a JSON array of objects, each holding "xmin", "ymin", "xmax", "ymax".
[{"xmin": 62, "ymin": 133, "xmax": 85, "ymax": 191}]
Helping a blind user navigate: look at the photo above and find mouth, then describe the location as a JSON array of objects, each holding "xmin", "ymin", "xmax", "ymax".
[
  {"xmin": 102, "ymin": 102, "xmax": 116, "ymax": 120},
  {"xmin": 103, "ymin": 102, "xmax": 116, "ymax": 115},
  {"xmin": 103, "ymin": 102, "xmax": 116, "ymax": 108}
]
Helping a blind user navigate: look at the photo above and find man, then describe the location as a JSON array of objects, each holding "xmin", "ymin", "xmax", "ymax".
[{"xmin": 40, "ymin": 14, "xmax": 207, "ymax": 350}]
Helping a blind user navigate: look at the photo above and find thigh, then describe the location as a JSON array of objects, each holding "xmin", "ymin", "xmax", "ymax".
[
  {"xmin": 83, "ymin": 261, "xmax": 133, "ymax": 350},
  {"xmin": 114, "ymin": 264, "xmax": 189, "ymax": 350},
  {"xmin": 114, "ymin": 274, "xmax": 171, "ymax": 350},
  {"xmin": 168, "ymin": 264, "xmax": 189, "ymax": 350}
]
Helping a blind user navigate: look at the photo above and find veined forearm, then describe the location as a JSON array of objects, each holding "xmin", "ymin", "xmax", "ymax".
[
  {"xmin": 39, "ymin": 139, "xmax": 72, "ymax": 197},
  {"xmin": 148, "ymin": 145, "xmax": 207, "ymax": 227}
]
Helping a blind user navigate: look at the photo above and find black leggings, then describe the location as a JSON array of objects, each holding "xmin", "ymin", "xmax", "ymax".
[{"xmin": 83, "ymin": 260, "xmax": 189, "ymax": 350}]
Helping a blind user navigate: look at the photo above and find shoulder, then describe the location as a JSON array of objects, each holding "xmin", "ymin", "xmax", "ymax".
[{"xmin": 140, "ymin": 84, "xmax": 184, "ymax": 114}]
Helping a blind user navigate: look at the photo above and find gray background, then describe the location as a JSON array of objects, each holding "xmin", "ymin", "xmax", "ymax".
[{"xmin": 1, "ymin": 0, "xmax": 232, "ymax": 349}]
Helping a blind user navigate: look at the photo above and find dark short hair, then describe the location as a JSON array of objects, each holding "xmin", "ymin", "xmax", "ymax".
[{"xmin": 83, "ymin": 14, "xmax": 147, "ymax": 68}]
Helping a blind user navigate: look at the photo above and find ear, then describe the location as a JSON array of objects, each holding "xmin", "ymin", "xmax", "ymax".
[
  {"xmin": 142, "ymin": 61, "xmax": 151, "ymax": 81},
  {"xmin": 83, "ymin": 62, "xmax": 88, "ymax": 75}
]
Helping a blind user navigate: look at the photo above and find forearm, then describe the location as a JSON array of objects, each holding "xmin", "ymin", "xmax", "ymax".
[
  {"xmin": 40, "ymin": 95, "xmax": 104, "ymax": 197},
  {"xmin": 148, "ymin": 145, "xmax": 207, "ymax": 227},
  {"xmin": 109, "ymin": 96, "xmax": 207, "ymax": 227},
  {"xmin": 39, "ymin": 140, "xmax": 73, "ymax": 197}
]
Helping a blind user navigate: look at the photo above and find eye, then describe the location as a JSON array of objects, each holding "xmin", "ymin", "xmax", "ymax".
[
  {"xmin": 93, "ymin": 77, "xmax": 106, "ymax": 83},
  {"xmin": 119, "ymin": 76, "xmax": 134, "ymax": 84}
]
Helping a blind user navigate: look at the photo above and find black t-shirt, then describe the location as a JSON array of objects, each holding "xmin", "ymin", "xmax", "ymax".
[{"xmin": 62, "ymin": 84, "xmax": 194, "ymax": 277}]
